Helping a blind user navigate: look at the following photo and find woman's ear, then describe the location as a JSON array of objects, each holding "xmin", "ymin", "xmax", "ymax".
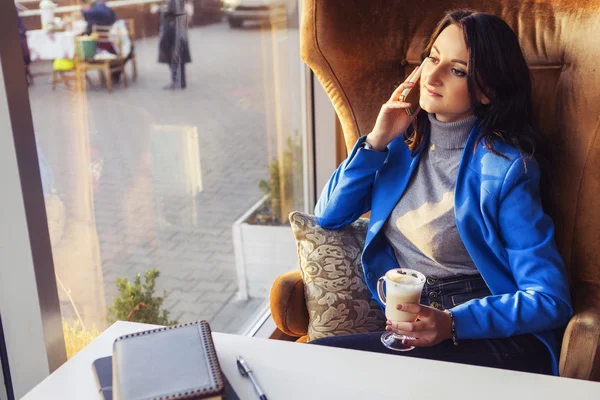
[
  {"xmin": 475, "ymin": 87, "xmax": 491, "ymax": 105},
  {"xmin": 474, "ymin": 78, "xmax": 492, "ymax": 105}
]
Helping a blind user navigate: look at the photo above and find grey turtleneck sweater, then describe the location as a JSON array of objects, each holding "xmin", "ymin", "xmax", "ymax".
[{"xmin": 383, "ymin": 113, "xmax": 479, "ymax": 279}]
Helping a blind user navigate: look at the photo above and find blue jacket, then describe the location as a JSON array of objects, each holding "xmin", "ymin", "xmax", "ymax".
[
  {"xmin": 81, "ymin": 1, "xmax": 116, "ymax": 35},
  {"xmin": 315, "ymin": 123, "xmax": 573, "ymax": 375}
]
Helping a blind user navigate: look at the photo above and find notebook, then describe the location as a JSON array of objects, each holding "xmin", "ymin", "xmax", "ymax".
[
  {"xmin": 92, "ymin": 356, "xmax": 114, "ymax": 400},
  {"xmin": 102, "ymin": 321, "xmax": 239, "ymax": 400},
  {"xmin": 93, "ymin": 355, "xmax": 240, "ymax": 400}
]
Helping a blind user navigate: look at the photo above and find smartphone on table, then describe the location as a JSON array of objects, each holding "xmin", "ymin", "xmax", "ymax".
[{"xmin": 399, "ymin": 59, "xmax": 427, "ymax": 116}]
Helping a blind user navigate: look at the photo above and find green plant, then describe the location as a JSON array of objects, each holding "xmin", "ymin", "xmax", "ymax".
[
  {"xmin": 107, "ymin": 268, "xmax": 179, "ymax": 326},
  {"xmin": 257, "ymin": 132, "xmax": 304, "ymax": 224}
]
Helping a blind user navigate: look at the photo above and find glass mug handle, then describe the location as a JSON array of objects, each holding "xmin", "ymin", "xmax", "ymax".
[{"xmin": 377, "ymin": 277, "xmax": 386, "ymax": 304}]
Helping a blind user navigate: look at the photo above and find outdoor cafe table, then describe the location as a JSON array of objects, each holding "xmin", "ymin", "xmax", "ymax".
[{"xmin": 26, "ymin": 29, "xmax": 79, "ymax": 61}]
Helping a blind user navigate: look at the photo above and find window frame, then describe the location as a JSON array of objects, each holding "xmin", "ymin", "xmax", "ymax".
[
  {"xmin": 1, "ymin": 2, "xmax": 332, "ymax": 397},
  {"xmin": 0, "ymin": 3, "xmax": 66, "ymax": 398}
]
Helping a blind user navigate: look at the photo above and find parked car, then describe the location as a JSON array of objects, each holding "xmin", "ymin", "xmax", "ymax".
[
  {"xmin": 222, "ymin": 0, "xmax": 289, "ymax": 28},
  {"xmin": 190, "ymin": 0, "xmax": 224, "ymax": 26}
]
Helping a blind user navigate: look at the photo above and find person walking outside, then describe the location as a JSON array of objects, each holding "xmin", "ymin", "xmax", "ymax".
[{"xmin": 158, "ymin": 0, "xmax": 191, "ymax": 90}]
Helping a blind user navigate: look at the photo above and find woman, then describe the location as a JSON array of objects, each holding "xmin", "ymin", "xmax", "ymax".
[
  {"xmin": 310, "ymin": 9, "xmax": 572, "ymax": 376},
  {"xmin": 158, "ymin": 0, "xmax": 191, "ymax": 90}
]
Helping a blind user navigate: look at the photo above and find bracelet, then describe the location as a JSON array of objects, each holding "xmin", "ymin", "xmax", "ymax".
[{"xmin": 444, "ymin": 309, "xmax": 458, "ymax": 346}]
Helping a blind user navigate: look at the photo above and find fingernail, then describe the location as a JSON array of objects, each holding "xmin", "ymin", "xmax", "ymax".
[
  {"xmin": 406, "ymin": 82, "xmax": 414, "ymax": 86},
  {"xmin": 397, "ymin": 304, "xmax": 403, "ymax": 310}
]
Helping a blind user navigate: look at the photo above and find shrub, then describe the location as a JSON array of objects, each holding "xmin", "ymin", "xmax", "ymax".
[
  {"xmin": 107, "ymin": 268, "xmax": 179, "ymax": 326},
  {"xmin": 256, "ymin": 133, "xmax": 304, "ymax": 224}
]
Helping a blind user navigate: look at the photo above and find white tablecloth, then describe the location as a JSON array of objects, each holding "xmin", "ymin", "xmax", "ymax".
[
  {"xmin": 26, "ymin": 30, "xmax": 77, "ymax": 61},
  {"xmin": 26, "ymin": 20, "xmax": 131, "ymax": 61}
]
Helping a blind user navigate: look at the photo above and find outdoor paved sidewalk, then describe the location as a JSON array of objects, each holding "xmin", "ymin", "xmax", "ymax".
[{"xmin": 29, "ymin": 20, "xmax": 299, "ymax": 334}]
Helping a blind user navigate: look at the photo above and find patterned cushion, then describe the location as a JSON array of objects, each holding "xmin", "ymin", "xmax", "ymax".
[{"xmin": 289, "ymin": 211, "xmax": 386, "ymax": 342}]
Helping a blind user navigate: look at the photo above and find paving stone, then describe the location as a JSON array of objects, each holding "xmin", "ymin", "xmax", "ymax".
[
  {"xmin": 178, "ymin": 312, "xmax": 209, "ymax": 324},
  {"xmin": 198, "ymin": 290, "xmax": 236, "ymax": 304},
  {"xmin": 166, "ymin": 290, "xmax": 205, "ymax": 306},
  {"xmin": 202, "ymin": 302, "xmax": 226, "ymax": 317},
  {"xmin": 163, "ymin": 297, "xmax": 180, "ymax": 312},
  {"xmin": 184, "ymin": 267, "xmax": 223, "ymax": 282},
  {"xmin": 207, "ymin": 253, "xmax": 236, "ymax": 264},
  {"xmin": 189, "ymin": 279, "xmax": 231, "ymax": 294}
]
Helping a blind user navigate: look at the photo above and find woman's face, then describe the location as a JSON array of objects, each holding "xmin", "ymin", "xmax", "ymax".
[{"xmin": 419, "ymin": 24, "xmax": 486, "ymax": 122}]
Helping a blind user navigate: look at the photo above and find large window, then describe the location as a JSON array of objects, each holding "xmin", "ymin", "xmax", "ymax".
[{"xmin": 10, "ymin": 0, "xmax": 307, "ymax": 369}]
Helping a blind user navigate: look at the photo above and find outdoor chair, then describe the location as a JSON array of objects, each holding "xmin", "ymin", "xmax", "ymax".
[
  {"xmin": 74, "ymin": 19, "xmax": 136, "ymax": 93},
  {"xmin": 93, "ymin": 18, "xmax": 137, "ymax": 82},
  {"xmin": 76, "ymin": 38, "xmax": 127, "ymax": 92},
  {"xmin": 51, "ymin": 58, "xmax": 77, "ymax": 90}
]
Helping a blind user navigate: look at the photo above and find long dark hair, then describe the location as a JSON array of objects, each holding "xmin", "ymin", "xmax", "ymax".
[{"xmin": 406, "ymin": 10, "xmax": 540, "ymax": 168}]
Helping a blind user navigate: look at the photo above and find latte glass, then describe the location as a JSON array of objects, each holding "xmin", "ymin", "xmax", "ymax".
[{"xmin": 377, "ymin": 268, "xmax": 426, "ymax": 351}]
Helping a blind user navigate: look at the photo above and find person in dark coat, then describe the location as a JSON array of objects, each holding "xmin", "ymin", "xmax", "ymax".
[
  {"xmin": 16, "ymin": 6, "xmax": 33, "ymax": 85},
  {"xmin": 80, "ymin": 0, "xmax": 116, "ymax": 35},
  {"xmin": 158, "ymin": 0, "xmax": 191, "ymax": 89}
]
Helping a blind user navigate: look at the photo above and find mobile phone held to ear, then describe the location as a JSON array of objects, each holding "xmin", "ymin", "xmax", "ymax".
[{"xmin": 399, "ymin": 59, "xmax": 427, "ymax": 116}]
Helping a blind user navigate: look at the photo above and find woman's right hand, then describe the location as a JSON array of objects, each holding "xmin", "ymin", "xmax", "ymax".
[{"xmin": 366, "ymin": 67, "xmax": 422, "ymax": 151}]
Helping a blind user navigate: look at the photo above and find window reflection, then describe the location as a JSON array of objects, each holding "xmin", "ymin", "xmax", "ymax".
[{"xmin": 19, "ymin": 0, "xmax": 304, "ymax": 358}]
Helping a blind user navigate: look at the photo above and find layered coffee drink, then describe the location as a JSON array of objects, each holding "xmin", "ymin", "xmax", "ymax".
[
  {"xmin": 377, "ymin": 268, "xmax": 427, "ymax": 351},
  {"xmin": 384, "ymin": 270, "xmax": 423, "ymax": 322}
]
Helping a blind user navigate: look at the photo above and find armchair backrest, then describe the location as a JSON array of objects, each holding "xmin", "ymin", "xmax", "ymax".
[{"xmin": 300, "ymin": 0, "xmax": 600, "ymax": 380}]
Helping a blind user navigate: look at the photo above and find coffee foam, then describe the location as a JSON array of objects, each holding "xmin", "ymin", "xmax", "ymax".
[{"xmin": 386, "ymin": 271, "xmax": 421, "ymax": 285}]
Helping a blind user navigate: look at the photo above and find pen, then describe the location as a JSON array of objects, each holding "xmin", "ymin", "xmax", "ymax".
[{"xmin": 236, "ymin": 356, "xmax": 267, "ymax": 400}]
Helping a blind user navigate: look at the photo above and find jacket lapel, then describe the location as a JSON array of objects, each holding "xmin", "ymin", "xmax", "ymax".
[
  {"xmin": 366, "ymin": 136, "xmax": 427, "ymax": 246},
  {"xmin": 454, "ymin": 123, "xmax": 479, "ymax": 206}
]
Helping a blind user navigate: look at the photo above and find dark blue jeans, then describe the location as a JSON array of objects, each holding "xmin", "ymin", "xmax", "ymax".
[{"xmin": 310, "ymin": 274, "xmax": 553, "ymax": 375}]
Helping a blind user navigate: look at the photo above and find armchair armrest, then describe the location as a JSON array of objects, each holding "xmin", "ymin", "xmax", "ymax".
[
  {"xmin": 559, "ymin": 283, "xmax": 600, "ymax": 381},
  {"xmin": 269, "ymin": 270, "xmax": 309, "ymax": 338}
]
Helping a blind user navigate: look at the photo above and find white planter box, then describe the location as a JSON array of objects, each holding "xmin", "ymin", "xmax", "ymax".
[{"xmin": 232, "ymin": 195, "xmax": 299, "ymax": 300}]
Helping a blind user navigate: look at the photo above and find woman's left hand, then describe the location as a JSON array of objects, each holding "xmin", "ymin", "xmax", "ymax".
[{"xmin": 386, "ymin": 303, "xmax": 453, "ymax": 347}]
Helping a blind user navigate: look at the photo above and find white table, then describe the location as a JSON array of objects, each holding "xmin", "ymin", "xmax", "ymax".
[
  {"xmin": 23, "ymin": 321, "xmax": 600, "ymax": 400},
  {"xmin": 25, "ymin": 20, "xmax": 131, "ymax": 62},
  {"xmin": 26, "ymin": 30, "xmax": 78, "ymax": 61}
]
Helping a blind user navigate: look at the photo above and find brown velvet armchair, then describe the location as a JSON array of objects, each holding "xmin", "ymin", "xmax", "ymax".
[{"xmin": 269, "ymin": 0, "xmax": 600, "ymax": 381}]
